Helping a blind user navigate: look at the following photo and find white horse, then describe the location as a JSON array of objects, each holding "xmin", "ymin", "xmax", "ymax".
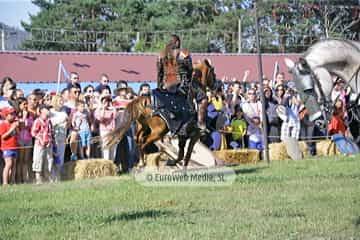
[{"xmin": 285, "ymin": 39, "xmax": 360, "ymax": 145}]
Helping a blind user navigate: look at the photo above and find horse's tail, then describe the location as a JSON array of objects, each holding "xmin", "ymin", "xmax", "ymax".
[{"xmin": 104, "ymin": 96, "xmax": 150, "ymax": 148}]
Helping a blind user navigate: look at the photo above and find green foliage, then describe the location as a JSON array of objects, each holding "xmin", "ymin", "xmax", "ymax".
[{"xmin": 22, "ymin": 0, "xmax": 360, "ymax": 53}]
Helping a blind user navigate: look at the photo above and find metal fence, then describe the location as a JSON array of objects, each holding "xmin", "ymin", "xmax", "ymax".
[{"xmin": 1, "ymin": 27, "xmax": 356, "ymax": 53}]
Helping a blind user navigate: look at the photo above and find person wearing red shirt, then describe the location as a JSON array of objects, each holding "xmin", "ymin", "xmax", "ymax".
[
  {"xmin": 31, "ymin": 105, "xmax": 54, "ymax": 184},
  {"xmin": 328, "ymin": 99, "xmax": 347, "ymax": 136},
  {"xmin": 0, "ymin": 108, "xmax": 18, "ymax": 185}
]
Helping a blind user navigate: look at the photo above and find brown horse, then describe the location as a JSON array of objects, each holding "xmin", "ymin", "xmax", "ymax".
[{"xmin": 105, "ymin": 59, "xmax": 216, "ymax": 168}]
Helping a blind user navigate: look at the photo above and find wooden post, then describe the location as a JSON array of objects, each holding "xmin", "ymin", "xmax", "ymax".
[{"xmin": 254, "ymin": 0, "xmax": 270, "ymax": 163}]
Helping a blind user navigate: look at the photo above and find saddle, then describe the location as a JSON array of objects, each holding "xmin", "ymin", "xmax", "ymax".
[{"xmin": 151, "ymin": 88, "xmax": 196, "ymax": 135}]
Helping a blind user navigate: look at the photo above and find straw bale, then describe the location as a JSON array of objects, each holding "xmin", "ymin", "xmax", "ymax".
[
  {"xmin": 298, "ymin": 141, "xmax": 310, "ymax": 157},
  {"xmin": 62, "ymin": 159, "xmax": 118, "ymax": 180},
  {"xmin": 213, "ymin": 149, "xmax": 260, "ymax": 165},
  {"xmin": 269, "ymin": 142, "xmax": 288, "ymax": 161},
  {"xmin": 316, "ymin": 140, "xmax": 340, "ymax": 156},
  {"xmin": 144, "ymin": 152, "xmax": 168, "ymax": 167}
]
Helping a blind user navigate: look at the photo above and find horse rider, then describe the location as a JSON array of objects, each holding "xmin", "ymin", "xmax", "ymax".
[{"xmin": 157, "ymin": 34, "xmax": 207, "ymax": 131}]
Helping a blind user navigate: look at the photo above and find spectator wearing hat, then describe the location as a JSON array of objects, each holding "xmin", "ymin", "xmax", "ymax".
[
  {"xmin": 0, "ymin": 107, "xmax": 19, "ymax": 185},
  {"xmin": 94, "ymin": 93, "xmax": 118, "ymax": 161},
  {"xmin": 31, "ymin": 105, "xmax": 54, "ymax": 184}
]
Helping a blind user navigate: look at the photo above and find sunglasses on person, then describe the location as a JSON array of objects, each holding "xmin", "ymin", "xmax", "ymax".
[
  {"xmin": 248, "ymin": 92, "xmax": 256, "ymax": 95},
  {"xmin": 276, "ymin": 88, "xmax": 284, "ymax": 92}
]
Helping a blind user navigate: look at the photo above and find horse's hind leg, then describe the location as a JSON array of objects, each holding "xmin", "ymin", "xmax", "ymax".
[
  {"xmin": 184, "ymin": 132, "xmax": 201, "ymax": 168},
  {"xmin": 176, "ymin": 136, "xmax": 186, "ymax": 163}
]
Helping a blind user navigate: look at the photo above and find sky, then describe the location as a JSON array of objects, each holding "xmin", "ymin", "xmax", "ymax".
[{"xmin": 0, "ymin": 0, "xmax": 40, "ymax": 29}]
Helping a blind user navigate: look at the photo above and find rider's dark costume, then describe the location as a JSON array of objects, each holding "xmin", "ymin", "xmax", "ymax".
[{"xmin": 153, "ymin": 44, "xmax": 206, "ymax": 135}]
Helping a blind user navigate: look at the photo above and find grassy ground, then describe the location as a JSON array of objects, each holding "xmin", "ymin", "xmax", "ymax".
[{"xmin": 1, "ymin": 155, "xmax": 360, "ymax": 240}]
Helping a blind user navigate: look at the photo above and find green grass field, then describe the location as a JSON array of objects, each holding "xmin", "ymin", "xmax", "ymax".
[{"xmin": 1, "ymin": 156, "xmax": 360, "ymax": 240}]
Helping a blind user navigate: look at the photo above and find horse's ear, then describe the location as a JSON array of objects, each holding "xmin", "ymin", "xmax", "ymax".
[{"xmin": 284, "ymin": 58, "xmax": 295, "ymax": 70}]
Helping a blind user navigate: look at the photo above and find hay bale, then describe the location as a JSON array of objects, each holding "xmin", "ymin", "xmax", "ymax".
[
  {"xmin": 62, "ymin": 159, "xmax": 118, "ymax": 180},
  {"xmin": 298, "ymin": 141, "xmax": 309, "ymax": 157},
  {"xmin": 316, "ymin": 139, "xmax": 340, "ymax": 156},
  {"xmin": 269, "ymin": 141, "xmax": 310, "ymax": 161},
  {"xmin": 213, "ymin": 149, "xmax": 259, "ymax": 165},
  {"xmin": 269, "ymin": 142, "xmax": 288, "ymax": 161},
  {"xmin": 144, "ymin": 152, "xmax": 168, "ymax": 167}
]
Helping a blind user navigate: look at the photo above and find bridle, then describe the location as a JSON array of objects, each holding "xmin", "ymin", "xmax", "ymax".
[{"xmin": 299, "ymin": 57, "xmax": 360, "ymax": 123}]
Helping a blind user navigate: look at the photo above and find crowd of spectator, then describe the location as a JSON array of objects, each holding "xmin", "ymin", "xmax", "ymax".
[{"xmin": 0, "ymin": 69, "xmax": 352, "ymax": 185}]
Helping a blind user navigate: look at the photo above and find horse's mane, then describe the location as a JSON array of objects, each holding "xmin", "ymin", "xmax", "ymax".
[
  {"xmin": 300, "ymin": 38, "xmax": 360, "ymax": 95},
  {"xmin": 193, "ymin": 59, "xmax": 215, "ymax": 89},
  {"xmin": 303, "ymin": 39, "xmax": 360, "ymax": 68}
]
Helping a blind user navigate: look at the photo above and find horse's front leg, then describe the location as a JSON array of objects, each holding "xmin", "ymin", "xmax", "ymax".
[{"xmin": 137, "ymin": 146, "xmax": 146, "ymax": 168}]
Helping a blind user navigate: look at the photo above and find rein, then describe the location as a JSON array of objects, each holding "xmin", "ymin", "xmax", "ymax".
[
  {"xmin": 333, "ymin": 65, "xmax": 360, "ymax": 112},
  {"xmin": 307, "ymin": 61, "xmax": 360, "ymax": 121}
]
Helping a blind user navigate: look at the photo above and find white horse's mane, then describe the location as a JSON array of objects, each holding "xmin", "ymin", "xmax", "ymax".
[
  {"xmin": 304, "ymin": 39, "xmax": 360, "ymax": 67},
  {"xmin": 303, "ymin": 39, "xmax": 360, "ymax": 94}
]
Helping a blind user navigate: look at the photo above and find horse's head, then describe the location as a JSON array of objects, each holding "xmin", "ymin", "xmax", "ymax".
[
  {"xmin": 285, "ymin": 57, "xmax": 325, "ymax": 122},
  {"xmin": 193, "ymin": 59, "xmax": 216, "ymax": 90}
]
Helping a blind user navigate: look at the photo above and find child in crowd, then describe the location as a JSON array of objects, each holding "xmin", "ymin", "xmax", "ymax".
[
  {"xmin": 94, "ymin": 94, "xmax": 118, "ymax": 160},
  {"xmin": 31, "ymin": 105, "xmax": 54, "ymax": 184},
  {"xmin": 0, "ymin": 108, "xmax": 18, "ymax": 185},
  {"xmin": 50, "ymin": 95, "xmax": 68, "ymax": 181},
  {"xmin": 16, "ymin": 97, "xmax": 33, "ymax": 183},
  {"xmin": 247, "ymin": 116, "xmax": 263, "ymax": 151},
  {"xmin": 229, "ymin": 105, "xmax": 247, "ymax": 149},
  {"xmin": 72, "ymin": 100, "xmax": 91, "ymax": 159}
]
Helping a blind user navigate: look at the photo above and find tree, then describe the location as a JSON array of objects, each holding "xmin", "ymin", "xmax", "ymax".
[
  {"xmin": 22, "ymin": 0, "xmax": 251, "ymax": 52},
  {"xmin": 21, "ymin": 0, "xmax": 360, "ymax": 53}
]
